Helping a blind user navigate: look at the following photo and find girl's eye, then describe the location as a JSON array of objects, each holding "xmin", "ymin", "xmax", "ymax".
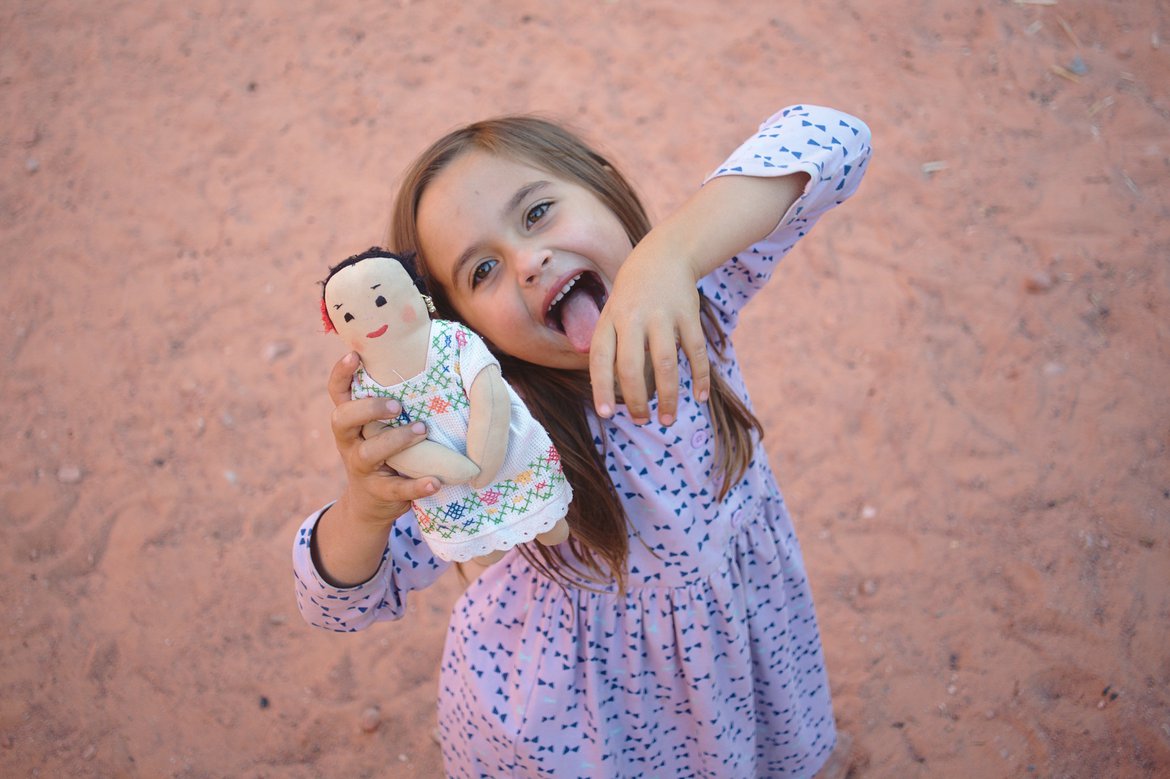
[
  {"xmin": 471, "ymin": 258, "xmax": 498, "ymax": 288},
  {"xmin": 375, "ymin": 295, "xmax": 387, "ymax": 307},
  {"xmin": 343, "ymin": 313, "xmax": 355, "ymax": 322},
  {"xmin": 524, "ymin": 201, "xmax": 551, "ymax": 229}
]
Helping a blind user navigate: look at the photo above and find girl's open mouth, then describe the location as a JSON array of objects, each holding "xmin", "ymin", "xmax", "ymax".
[
  {"xmin": 366, "ymin": 324, "xmax": 388, "ymax": 338},
  {"xmin": 544, "ymin": 271, "xmax": 608, "ymax": 353}
]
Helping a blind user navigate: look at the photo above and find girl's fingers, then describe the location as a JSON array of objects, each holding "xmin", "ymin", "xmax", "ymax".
[
  {"xmin": 396, "ymin": 475, "xmax": 441, "ymax": 502},
  {"xmin": 589, "ymin": 323, "xmax": 619, "ymax": 418},
  {"xmin": 327, "ymin": 352, "xmax": 360, "ymax": 407},
  {"xmin": 356, "ymin": 421, "xmax": 428, "ymax": 469},
  {"xmin": 331, "ymin": 397, "xmax": 403, "ymax": 445},
  {"xmin": 647, "ymin": 322, "xmax": 680, "ymax": 426},
  {"xmin": 678, "ymin": 315, "xmax": 711, "ymax": 405},
  {"xmin": 615, "ymin": 327, "xmax": 650, "ymax": 423}
]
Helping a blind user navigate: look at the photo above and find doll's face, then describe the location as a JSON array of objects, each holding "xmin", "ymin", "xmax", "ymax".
[{"xmin": 324, "ymin": 257, "xmax": 430, "ymax": 355}]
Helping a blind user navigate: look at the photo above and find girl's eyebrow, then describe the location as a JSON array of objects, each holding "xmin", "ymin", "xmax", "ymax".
[{"xmin": 450, "ymin": 180, "xmax": 551, "ymax": 287}]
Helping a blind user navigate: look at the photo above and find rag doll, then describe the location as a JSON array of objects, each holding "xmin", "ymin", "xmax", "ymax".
[{"xmin": 321, "ymin": 247, "xmax": 571, "ymax": 564}]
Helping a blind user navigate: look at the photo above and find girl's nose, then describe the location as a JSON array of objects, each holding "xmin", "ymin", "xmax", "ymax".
[{"xmin": 520, "ymin": 249, "xmax": 552, "ymax": 286}]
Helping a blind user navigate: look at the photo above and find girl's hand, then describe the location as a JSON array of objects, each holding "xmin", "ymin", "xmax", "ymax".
[
  {"xmin": 313, "ymin": 352, "xmax": 439, "ymax": 587},
  {"xmin": 327, "ymin": 352, "xmax": 440, "ymax": 521},
  {"xmin": 589, "ymin": 173, "xmax": 809, "ymax": 426},
  {"xmin": 589, "ymin": 234, "xmax": 710, "ymax": 427}
]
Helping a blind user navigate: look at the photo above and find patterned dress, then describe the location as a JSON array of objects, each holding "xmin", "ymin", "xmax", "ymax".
[
  {"xmin": 294, "ymin": 104, "xmax": 872, "ymax": 778},
  {"xmin": 351, "ymin": 319, "xmax": 572, "ymax": 562}
]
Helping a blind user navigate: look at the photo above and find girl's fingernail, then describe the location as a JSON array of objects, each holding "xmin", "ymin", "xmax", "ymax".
[
  {"xmin": 386, "ymin": 400, "xmax": 400, "ymax": 412},
  {"xmin": 410, "ymin": 422, "xmax": 426, "ymax": 434},
  {"xmin": 598, "ymin": 403, "xmax": 612, "ymax": 418},
  {"xmin": 659, "ymin": 414, "xmax": 674, "ymax": 426},
  {"xmin": 425, "ymin": 480, "xmax": 438, "ymax": 494},
  {"xmin": 698, "ymin": 389, "xmax": 709, "ymax": 403}
]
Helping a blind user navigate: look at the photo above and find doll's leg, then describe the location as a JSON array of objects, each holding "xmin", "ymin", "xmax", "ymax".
[
  {"xmin": 535, "ymin": 518, "xmax": 569, "ymax": 546},
  {"xmin": 472, "ymin": 549, "xmax": 507, "ymax": 566}
]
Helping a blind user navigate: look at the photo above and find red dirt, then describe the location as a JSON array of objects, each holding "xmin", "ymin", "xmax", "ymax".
[{"xmin": 2, "ymin": 1, "xmax": 1167, "ymax": 776}]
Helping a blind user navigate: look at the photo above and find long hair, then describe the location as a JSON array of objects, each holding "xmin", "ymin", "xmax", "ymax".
[{"xmin": 388, "ymin": 116, "xmax": 762, "ymax": 591}]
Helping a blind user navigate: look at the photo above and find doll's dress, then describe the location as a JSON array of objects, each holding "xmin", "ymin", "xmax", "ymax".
[{"xmin": 351, "ymin": 319, "xmax": 572, "ymax": 562}]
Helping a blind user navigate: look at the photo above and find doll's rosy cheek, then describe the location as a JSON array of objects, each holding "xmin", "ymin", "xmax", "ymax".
[{"xmin": 401, "ymin": 306, "xmax": 417, "ymax": 324}]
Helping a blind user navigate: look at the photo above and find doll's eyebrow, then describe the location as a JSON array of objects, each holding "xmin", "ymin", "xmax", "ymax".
[
  {"xmin": 370, "ymin": 284, "xmax": 381, "ymax": 290},
  {"xmin": 332, "ymin": 303, "xmax": 342, "ymax": 310}
]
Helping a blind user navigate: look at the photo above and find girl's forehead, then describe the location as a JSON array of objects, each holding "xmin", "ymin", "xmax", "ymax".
[{"xmin": 436, "ymin": 149, "xmax": 557, "ymax": 194}]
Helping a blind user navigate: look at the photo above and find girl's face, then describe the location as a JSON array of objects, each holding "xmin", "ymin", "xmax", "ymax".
[{"xmin": 416, "ymin": 149, "xmax": 632, "ymax": 370}]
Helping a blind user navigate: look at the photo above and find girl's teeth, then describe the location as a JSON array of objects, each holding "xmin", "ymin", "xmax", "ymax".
[{"xmin": 550, "ymin": 274, "xmax": 582, "ymax": 308}]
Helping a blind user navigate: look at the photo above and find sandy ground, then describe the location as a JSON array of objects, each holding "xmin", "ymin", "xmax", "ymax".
[{"xmin": 1, "ymin": 0, "xmax": 1168, "ymax": 776}]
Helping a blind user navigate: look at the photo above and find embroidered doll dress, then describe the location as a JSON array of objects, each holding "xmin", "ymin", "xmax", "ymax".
[
  {"xmin": 294, "ymin": 105, "xmax": 872, "ymax": 778},
  {"xmin": 351, "ymin": 318, "xmax": 572, "ymax": 562}
]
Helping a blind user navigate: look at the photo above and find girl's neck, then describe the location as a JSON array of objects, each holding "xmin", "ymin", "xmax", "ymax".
[{"xmin": 359, "ymin": 320, "xmax": 433, "ymax": 387}]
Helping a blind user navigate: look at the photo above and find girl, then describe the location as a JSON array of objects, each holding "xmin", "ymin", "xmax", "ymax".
[{"xmin": 294, "ymin": 104, "xmax": 871, "ymax": 778}]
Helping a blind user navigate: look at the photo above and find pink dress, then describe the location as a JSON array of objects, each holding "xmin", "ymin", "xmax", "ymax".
[{"xmin": 294, "ymin": 104, "xmax": 872, "ymax": 778}]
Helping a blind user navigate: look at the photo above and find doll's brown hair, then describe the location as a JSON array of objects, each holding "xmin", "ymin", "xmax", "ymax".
[{"xmin": 388, "ymin": 116, "xmax": 762, "ymax": 592}]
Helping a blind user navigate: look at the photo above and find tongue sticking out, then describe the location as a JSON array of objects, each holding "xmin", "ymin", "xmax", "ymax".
[{"xmin": 559, "ymin": 288, "xmax": 602, "ymax": 353}]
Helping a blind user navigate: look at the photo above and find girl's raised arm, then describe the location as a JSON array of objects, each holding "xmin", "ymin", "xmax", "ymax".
[{"xmin": 592, "ymin": 105, "xmax": 872, "ymax": 426}]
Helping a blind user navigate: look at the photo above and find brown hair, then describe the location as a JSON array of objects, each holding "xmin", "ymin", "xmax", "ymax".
[{"xmin": 388, "ymin": 116, "xmax": 762, "ymax": 591}]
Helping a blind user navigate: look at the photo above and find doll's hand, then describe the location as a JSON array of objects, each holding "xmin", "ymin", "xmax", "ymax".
[
  {"xmin": 589, "ymin": 235, "xmax": 711, "ymax": 427},
  {"xmin": 328, "ymin": 352, "xmax": 440, "ymax": 525}
]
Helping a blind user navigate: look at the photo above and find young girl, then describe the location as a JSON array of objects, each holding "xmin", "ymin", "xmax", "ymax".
[{"xmin": 294, "ymin": 104, "xmax": 871, "ymax": 777}]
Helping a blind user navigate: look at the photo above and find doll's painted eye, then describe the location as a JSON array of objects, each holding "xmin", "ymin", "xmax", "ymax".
[
  {"xmin": 343, "ymin": 313, "xmax": 355, "ymax": 322},
  {"xmin": 375, "ymin": 296, "xmax": 387, "ymax": 307}
]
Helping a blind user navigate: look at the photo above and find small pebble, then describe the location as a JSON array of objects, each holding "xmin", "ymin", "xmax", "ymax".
[
  {"xmin": 860, "ymin": 505, "xmax": 877, "ymax": 520},
  {"xmin": 1024, "ymin": 271, "xmax": 1054, "ymax": 293},
  {"xmin": 224, "ymin": 470, "xmax": 238, "ymax": 485},
  {"xmin": 259, "ymin": 696, "xmax": 270, "ymax": 709},
  {"xmin": 263, "ymin": 340, "xmax": 293, "ymax": 362},
  {"xmin": 1068, "ymin": 55, "xmax": 1088, "ymax": 76},
  {"xmin": 81, "ymin": 744, "xmax": 96, "ymax": 760},
  {"xmin": 25, "ymin": 157, "xmax": 39, "ymax": 174},
  {"xmin": 57, "ymin": 465, "xmax": 83, "ymax": 484},
  {"xmin": 947, "ymin": 684, "xmax": 957, "ymax": 695},
  {"xmin": 859, "ymin": 579, "xmax": 878, "ymax": 596},
  {"xmin": 360, "ymin": 706, "xmax": 382, "ymax": 733},
  {"xmin": 268, "ymin": 613, "xmax": 288, "ymax": 626},
  {"xmin": 398, "ymin": 754, "xmax": 408, "ymax": 763}
]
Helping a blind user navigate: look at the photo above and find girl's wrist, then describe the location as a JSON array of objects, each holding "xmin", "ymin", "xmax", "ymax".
[{"xmin": 312, "ymin": 494, "xmax": 398, "ymax": 588}]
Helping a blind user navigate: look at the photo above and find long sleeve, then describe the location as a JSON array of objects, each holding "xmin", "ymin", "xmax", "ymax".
[
  {"xmin": 292, "ymin": 504, "xmax": 450, "ymax": 632},
  {"xmin": 699, "ymin": 104, "xmax": 872, "ymax": 330}
]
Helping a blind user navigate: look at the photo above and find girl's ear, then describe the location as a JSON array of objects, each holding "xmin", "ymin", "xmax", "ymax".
[{"xmin": 320, "ymin": 298, "xmax": 336, "ymax": 333}]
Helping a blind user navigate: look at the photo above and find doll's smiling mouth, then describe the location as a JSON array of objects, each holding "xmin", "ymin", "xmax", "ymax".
[
  {"xmin": 366, "ymin": 325, "xmax": 389, "ymax": 338},
  {"xmin": 545, "ymin": 271, "xmax": 608, "ymax": 352}
]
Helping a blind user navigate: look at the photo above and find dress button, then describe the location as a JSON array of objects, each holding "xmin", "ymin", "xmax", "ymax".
[
  {"xmin": 690, "ymin": 430, "xmax": 709, "ymax": 449},
  {"xmin": 731, "ymin": 509, "xmax": 745, "ymax": 530}
]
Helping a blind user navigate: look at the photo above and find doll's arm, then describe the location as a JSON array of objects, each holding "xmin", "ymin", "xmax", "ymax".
[
  {"xmin": 465, "ymin": 365, "xmax": 511, "ymax": 490},
  {"xmin": 362, "ymin": 421, "xmax": 480, "ymax": 485}
]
